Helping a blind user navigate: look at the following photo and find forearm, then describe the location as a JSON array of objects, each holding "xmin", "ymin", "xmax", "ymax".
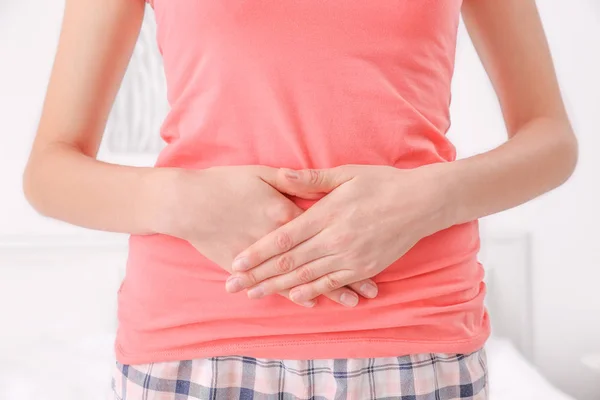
[
  {"xmin": 435, "ymin": 117, "xmax": 578, "ymax": 228},
  {"xmin": 23, "ymin": 143, "xmax": 172, "ymax": 235}
]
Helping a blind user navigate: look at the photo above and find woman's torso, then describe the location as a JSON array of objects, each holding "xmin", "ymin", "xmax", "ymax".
[{"xmin": 116, "ymin": 0, "xmax": 490, "ymax": 364}]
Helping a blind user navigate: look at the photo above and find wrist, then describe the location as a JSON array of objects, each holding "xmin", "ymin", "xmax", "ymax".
[
  {"xmin": 140, "ymin": 167, "xmax": 186, "ymax": 237},
  {"xmin": 417, "ymin": 162, "xmax": 463, "ymax": 235}
]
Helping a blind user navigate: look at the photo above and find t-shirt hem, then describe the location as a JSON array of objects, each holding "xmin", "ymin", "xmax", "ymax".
[{"xmin": 115, "ymin": 330, "xmax": 490, "ymax": 365}]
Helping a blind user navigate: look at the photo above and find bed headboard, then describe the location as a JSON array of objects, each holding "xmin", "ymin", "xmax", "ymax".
[{"xmin": 479, "ymin": 230, "xmax": 534, "ymax": 361}]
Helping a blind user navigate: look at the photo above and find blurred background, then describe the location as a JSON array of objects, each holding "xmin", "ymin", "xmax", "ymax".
[{"xmin": 0, "ymin": 1, "xmax": 598, "ymax": 399}]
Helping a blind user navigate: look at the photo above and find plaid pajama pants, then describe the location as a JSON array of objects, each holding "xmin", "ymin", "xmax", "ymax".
[{"xmin": 111, "ymin": 349, "xmax": 488, "ymax": 400}]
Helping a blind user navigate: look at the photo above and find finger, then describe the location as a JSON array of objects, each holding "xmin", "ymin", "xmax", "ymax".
[
  {"xmin": 282, "ymin": 166, "xmax": 352, "ymax": 192},
  {"xmin": 284, "ymin": 167, "xmax": 356, "ymax": 199},
  {"xmin": 252, "ymin": 165, "xmax": 321, "ymax": 200},
  {"xmin": 261, "ymin": 172, "xmax": 323, "ymax": 200},
  {"xmin": 347, "ymin": 279, "xmax": 379, "ymax": 299},
  {"xmin": 321, "ymin": 287, "xmax": 361, "ymax": 308},
  {"xmin": 228, "ymin": 236, "xmax": 331, "ymax": 292},
  {"xmin": 231, "ymin": 213, "xmax": 324, "ymax": 273},
  {"xmin": 281, "ymin": 285, "xmax": 373, "ymax": 309},
  {"xmin": 289, "ymin": 270, "xmax": 358, "ymax": 304},
  {"xmin": 245, "ymin": 255, "xmax": 338, "ymax": 299},
  {"xmin": 259, "ymin": 166, "xmax": 355, "ymax": 199},
  {"xmin": 277, "ymin": 289, "xmax": 317, "ymax": 308},
  {"xmin": 321, "ymin": 280, "xmax": 379, "ymax": 307}
]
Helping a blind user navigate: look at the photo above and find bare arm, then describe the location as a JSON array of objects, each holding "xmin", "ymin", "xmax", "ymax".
[
  {"xmin": 23, "ymin": 0, "xmax": 167, "ymax": 234},
  {"xmin": 439, "ymin": 0, "xmax": 578, "ymax": 226}
]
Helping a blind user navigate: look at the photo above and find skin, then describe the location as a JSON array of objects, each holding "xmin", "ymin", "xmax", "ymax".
[
  {"xmin": 24, "ymin": 0, "xmax": 577, "ymax": 308},
  {"xmin": 225, "ymin": 0, "xmax": 579, "ymax": 303},
  {"xmin": 23, "ymin": 0, "xmax": 377, "ymax": 308}
]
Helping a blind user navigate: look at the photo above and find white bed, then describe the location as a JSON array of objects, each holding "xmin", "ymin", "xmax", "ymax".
[
  {"xmin": 0, "ymin": 231, "xmax": 577, "ymax": 400},
  {"xmin": 486, "ymin": 336, "xmax": 575, "ymax": 400},
  {"xmin": 0, "ymin": 335, "xmax": 575, "ymax": 400}
]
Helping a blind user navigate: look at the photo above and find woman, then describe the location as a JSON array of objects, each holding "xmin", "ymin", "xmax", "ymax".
[{"xmin": 24, "ymin": 0, "xmax": 577, "ymax": 399}]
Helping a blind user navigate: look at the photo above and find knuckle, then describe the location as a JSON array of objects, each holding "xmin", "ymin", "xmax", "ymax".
[
  {"xmin": 296, "ymin": 266, "xmax": 314, "ymax": 284},
  {"xmin": 308, "ymin": 169, "xmax": 321, "ymax": 185},
  {"xmin": 271, "ymin": 203, "xmax": 296, "ymax": 225},
  {"xmin": 275, "ymin": 255, "xmax": 294, "ymax": 274},
  {"xmin": 332, "ymin": 233, "xmax": 352, "ymax": 248},
  {"xmin": 325, "ymin": 274, "xmax": 341, "ymax": 290},
  {"xmin": 275, "ymin": 231, "xmax": 293, "ymax": 251},
  {"xmin": 362, "ymin": 260, "xmax": 379, "ymax": 276}
]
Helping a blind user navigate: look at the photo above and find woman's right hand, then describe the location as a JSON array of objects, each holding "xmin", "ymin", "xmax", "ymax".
[{"xmin": 154, "ymin": 165, "xmax": 378, "ymax": 308}]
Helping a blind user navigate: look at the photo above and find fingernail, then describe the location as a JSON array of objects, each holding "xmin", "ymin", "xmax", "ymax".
[
  {"xmin": 290, "ymin": 288, "xmax": 303, "ymax": 302},
  {"xmin": 360, "ymin": 283, "xmax": 378, "ymax": 298},
  {"xmin": 340, "ymin": 292, "xmax": 359, "ymax": 307},
  {"xmin": 284, "ymin": 169, "xmax": 299, "ymax": 180},
  {"xmin": 247, "ymin": 285, "xmax": 265, "ymax": 299},
  {"xmin": 232, "ymin": 257, "xmax": 249, "ymax": 272},
  {"xmin": 226, "ymin": 277, "xmax": 243, "ymax": 293},
  {"xmin": 302, "ymin": 300, "xmax": 316, "ymax": 308}
]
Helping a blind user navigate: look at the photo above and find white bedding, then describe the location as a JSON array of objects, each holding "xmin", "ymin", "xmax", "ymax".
[
  {"xmin": 0, "ymin": 335, "xmax": 115, "ymax": 400},
  {"xmin": 0, "ymin": 335, "xmax": 575, "ymax": 400},
  {"xmin": 485, "ymin": 337, "xmax": 575, "ymax": 400}
]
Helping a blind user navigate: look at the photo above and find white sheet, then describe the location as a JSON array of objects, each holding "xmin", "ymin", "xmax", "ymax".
[
  {"xmin": 0, "ymin": 335, "xmax": 575, "ymax": 400},
  {"xmin": 0, "ymin": 335, "xmax": 114, "ymax": 400},
  {"xmin": 486, "ymin": 337, "xmax": 575, "ymax": 400}
]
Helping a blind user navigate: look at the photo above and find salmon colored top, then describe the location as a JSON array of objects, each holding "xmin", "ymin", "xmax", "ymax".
[{"xmin": 116, "ymin": 0, "xmax": 490, "ymax": 364}]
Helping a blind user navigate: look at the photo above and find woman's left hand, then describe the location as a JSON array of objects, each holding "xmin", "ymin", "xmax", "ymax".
[{"xmin": 225, "ymin": 164, "xmax": 451, "ymax": 306}]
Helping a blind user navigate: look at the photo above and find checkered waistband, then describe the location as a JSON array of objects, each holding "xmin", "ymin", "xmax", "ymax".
[{"xmin": 112, "ymin": 349, "xmax": 487, "ymax": 400}]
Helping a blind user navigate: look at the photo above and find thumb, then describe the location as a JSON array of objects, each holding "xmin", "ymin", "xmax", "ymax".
[{"xmin": 273, "ymin": 167, "xmax": 353, "ymax": 199}]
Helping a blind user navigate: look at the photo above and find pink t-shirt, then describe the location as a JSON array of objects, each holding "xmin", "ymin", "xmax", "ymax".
[{"xmin": 116, "ymin": 0, "xmax": 490, "ymax": 364}]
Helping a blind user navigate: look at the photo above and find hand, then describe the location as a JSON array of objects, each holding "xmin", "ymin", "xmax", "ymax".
[
  {"xmin": 156, "ymin": 165, "xmax": 379, "ymax": 307},
  {"xmin": 225, "ymin": 164, "xmax": 449, "ymax": 304}
]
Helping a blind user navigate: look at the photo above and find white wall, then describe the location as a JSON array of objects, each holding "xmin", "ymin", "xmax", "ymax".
[
  {"xmin": 0, "ymin": 0, "xmax": 152, "ymax": 237},
  {"xmin": 1, "ymin": 1, "xmax": 598, "ymax": 399},
  {"xmin": 449, "ymin": 2, "xmax": 600, "ymax": 399},
  {"xmin": 0, "ymin": 0, "xmax": 84, "ymax": 236}
]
